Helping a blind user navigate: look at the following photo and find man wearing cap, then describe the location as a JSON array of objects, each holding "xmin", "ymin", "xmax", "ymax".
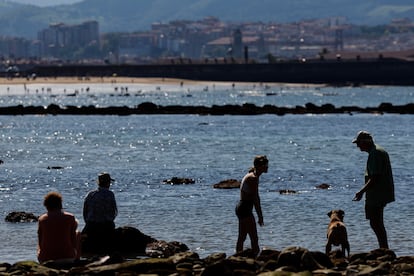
[
  {"xmin": 82, "ymin": 172, "xmax": 118, "ymax": 253},
  {"xmin": 352, "ymin": 131, "xmax": 394, "ymax": 249}
]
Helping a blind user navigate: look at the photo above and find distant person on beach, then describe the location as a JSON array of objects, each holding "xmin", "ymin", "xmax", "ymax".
[
  {"xmin": 37, "ymin": 191, "xmax": 81, "ymax": 263},
  {"xmin": 82, "ymin": 172, "xmax": 118, "ymax": 253},
  {"xmin": 352, "ymin": 131, "xmax": 395, "ymax": 249},
  {"xmin": 235, "ymin": 155, "xmax": 268, "ymax": 256}
]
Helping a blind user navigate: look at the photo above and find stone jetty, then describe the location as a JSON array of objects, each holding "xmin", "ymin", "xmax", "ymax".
[{"xmin": 0, "ymin": 102, "xmax": 413, "ymax": 116}]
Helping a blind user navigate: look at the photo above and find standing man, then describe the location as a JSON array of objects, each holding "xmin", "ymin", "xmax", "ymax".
[
  {"xmin": 82, "ymin": 172, "xmax": 118, "ymax": 253},
  {"xmin": 352, "ymin": 131, "xmax": 395, "ymax": 249},
  {"xmin": 235, "ymin": 155, "xmax": 268, "ymax": 257}
]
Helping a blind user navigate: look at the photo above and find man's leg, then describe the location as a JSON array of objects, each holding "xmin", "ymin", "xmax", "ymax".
[
  {"xmin": 245, "ymin": 216, "xmax": 259, "ymax": 256},
  {"xmin": 369, "ymin": 206, "xmax": 389, "ymax": 249},
  {"xmin": 236, "ymin": 218, "xmax": 248, "ymax": 253}
]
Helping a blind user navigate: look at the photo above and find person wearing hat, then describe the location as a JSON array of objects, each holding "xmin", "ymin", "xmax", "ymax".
[
  {"xmin": 82, "ymin": 172, "xmax": 118, "ymax": 253},
  {"xmin": 235, "ymin": 155, "xmax": 268, "ymax": 257},
  {"xmin": 352, "ymin": 131, "xmax": 394, "ymax": 249}
]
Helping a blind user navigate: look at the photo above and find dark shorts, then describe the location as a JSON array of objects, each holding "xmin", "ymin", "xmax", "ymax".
[
  {"xmin": 365, "ymin": 203, "xmax": 385, "ymax": 220},
  {"xmin": 82, "ymin": 221, "xmax": 116, "ymax": 253},
  {"xmin": 235, "ymin": 200, "xmax": 254, "ymax": 219}
]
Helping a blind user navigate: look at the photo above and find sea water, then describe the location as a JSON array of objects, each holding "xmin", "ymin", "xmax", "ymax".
[{"xmin": 0, "ymin": 82, "xmax": 413, "ymax": 264}]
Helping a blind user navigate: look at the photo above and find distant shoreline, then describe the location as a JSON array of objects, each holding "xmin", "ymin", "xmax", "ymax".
[{"xmin": 0, "ymin": 76, "xmax": 203, "ymax": 85}]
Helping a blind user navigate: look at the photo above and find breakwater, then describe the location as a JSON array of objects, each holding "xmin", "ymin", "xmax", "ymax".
[
  {"xmin": 0, "ymin": 102, "xmax": 413, "ymax": 116},
  {"xmin": 18, "ymin": 58, "xmax": 414, "ymax": 86}
]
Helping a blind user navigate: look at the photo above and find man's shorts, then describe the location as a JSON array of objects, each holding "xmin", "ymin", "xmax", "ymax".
[{"xmin": 365, "ymin": 203, "xmax": 386, "ymax": 220}]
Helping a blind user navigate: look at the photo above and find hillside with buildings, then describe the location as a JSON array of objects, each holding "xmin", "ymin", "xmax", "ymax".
[
  {"xmin": 1, "ymin": 0, "xmax": 414, "ymax": 68},
  {"xmin": 1, "ymin": 0, "xmax": 414, "ymax": 38},
  {"xmin": 2, "ymin": 16, "xmax": 414, "ymax": 68}
]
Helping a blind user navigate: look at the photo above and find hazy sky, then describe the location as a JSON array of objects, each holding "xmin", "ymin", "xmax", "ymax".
[{"xmin": 8, "ymin": 0, "xmax": 81, "ymax": 6}]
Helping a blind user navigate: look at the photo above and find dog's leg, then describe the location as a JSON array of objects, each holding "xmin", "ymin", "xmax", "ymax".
[
  {"xmin": 326, "ymin": 243, "xmax": 332, "ymax": 255},
  {"xmin": 345, "ymin": 241, "xmax": 350, "ymax": 257}
]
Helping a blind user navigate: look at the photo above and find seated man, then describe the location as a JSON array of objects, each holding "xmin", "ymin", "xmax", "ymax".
[
  {"xmin": 82, "ymin": 172, "xmax": 118, "ymax": 254},
  {"xmin": 38, "ymin": 192, "xmax": 81, "ymax": 263}
]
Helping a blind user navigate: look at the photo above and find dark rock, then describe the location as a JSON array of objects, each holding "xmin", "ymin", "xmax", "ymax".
[
  {"xmin": 163, "ymin": 177, "xmax": 195, "ymax": 185},
  {"xmin": 47, "ymin": 166, "xmax": 64, "ymax": 170},
  {"xmin": 81, "ymin": 225, "xmax": 156, "ymax": 257},
  {"xmin": 1, "ymin": 102, "xmax": 414, "ymax": 116},
  {"xmin": 0, "ymin": 263, "xmax": 11, "ymax": 273},
  {"xmin": 73, "ymin": 257, "xmax": 177, "ymax": 275},
  {"xmin": 137, "ymin": 102, "xmax": 158, "ymax": 113},
  {"xmin": 233, "ymin": 248, "xmax": 256, "ymax": 259},
  {"xmin": 312, "ymin": 250, "xmax": 334, "ymax": 269},
  {"xmin": 5, "ymin": 211, "xmax": 38, "ymax": 223},
  {"xmin": 277, "ymin": 246, "xmax": 323, "ymax": 271},
  {"xmin": 169, "ymin": 251, "xmax": 200, "ymax": 265},
  {"xmin": 1, "ymin": 246, "xmax": 412, "ymax": 275},
  {"xmin": 257, "ymin": 248, "xmax": 280, "ymax": 262},
  {"xmin": 146, "ymin": 240, "xmax": 189, "ymax": 258},
  {"xmin": 213, "ymin": 179, "xmax": 241, "ymax": 189},
  {"xmin": 225, "ymin": 256, "xmax": 261, "ymax": 272},
  {"xmin": 355, "ymin": 261, "xmax": 393, "ymax": 275},
  {"xmin": 8, "ymin": 261, "xmax": 60, "ymax": 275},
  {"xmin": 201, "ymin": 260, "xmax": 234, "ymax": 276},
  {"xmin": 279, "ymin": 189, "xmax": 297, "ymax": 195},
  {"xmin": 204, "ymin": 252, "xmax": 227, "ymax": 265},
  {"xmin": 394, "ymin": 257, "xmax": 414, "ymax": 274},
  {"xmin": 366, "ymin": 248, "xmax": 396, "ymax": 262},
  {"xmin": 315, "ymin": 183, "xmax": 331, "ymax": 189},
  {"xmin": 113, "ymin": 226, "xmax": 156, "ymax": 255}
]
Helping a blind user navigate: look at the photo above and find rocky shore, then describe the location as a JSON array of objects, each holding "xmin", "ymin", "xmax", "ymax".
[
  {"xmin": 0, "ymin": 102, "xmax": 413, "ymax": 116},
  {"xmin": 1, "ymin": 247, "xmax": 414, "ymax": 275},
  {"xmin": 5, "ymin": 212, "xmax": 414, "ymax": 275}
]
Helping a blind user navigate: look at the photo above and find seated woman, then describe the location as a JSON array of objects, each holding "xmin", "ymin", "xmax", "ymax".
[{"xmin": 37, "ymin": 191, "xmax": 81, "ymax": 263}]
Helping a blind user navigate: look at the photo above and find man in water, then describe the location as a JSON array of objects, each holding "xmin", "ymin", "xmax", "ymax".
[
  {"xmin": 352, "ymin": 131, "xmax": 395, "ymax": 249},
  {"xmin": 235, "ymin": 155, "xmax": 268, "ymax": 256}
]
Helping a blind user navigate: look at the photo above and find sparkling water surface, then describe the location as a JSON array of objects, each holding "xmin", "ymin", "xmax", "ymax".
[{"xmin": 0, "ymin": 82, "xmax": 413, "ymax": 264}]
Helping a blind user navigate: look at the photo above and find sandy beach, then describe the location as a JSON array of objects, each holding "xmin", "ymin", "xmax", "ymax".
[{"xmin": 0, "ymin": 76, "xmax": 202, "ymax": 85}]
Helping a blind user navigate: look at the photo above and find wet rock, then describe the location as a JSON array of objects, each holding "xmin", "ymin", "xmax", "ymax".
[
  {"xmin": 113, "ymin": 226, "xmax": 156, "ymax": 255},
  {"xmin": 279, "ymin": 189, "xmax": 297, "ymax": 195},
  {"xmin": 277, "ymin": 246, "xmax": 323, "ymax": 271},
  {"xmin": 47, "ymin": 166, "xmax": 64, "ymax": 170},
  {"xmin": 1, "ymin": 246, "xmax": 411, "ymax": 275},
  {"xmin": 1, "ymin": 102, "xmax": 414, "ymax": 116},
  {"xmin": 163, "ymin": 177, "xmax": 195, "ymax": 185},
  {"xmin": 137, "ymin": 102, "xmax": 158, "ymax": 113},
  {"xmin": 73, "ymin": 257, "xmax": 176, "ymax": 275},
  {"xmin": 82, "ymin": 226, "xmax": 157, "ymax": 257},
  {"xmin": 204, "ymin": 252, "xmax": 227, "ymax": 265},
  {"xmin": 5, "ymin": 211, "xmax": 38, "ymax": 222},
  {"xmin": 146, "ymin": 240, "xmax": 189, "ymax": 258},
  {"xmin": 0, "ymin": 263, "xmax": 11, "ymax": 273},
  {"xmin": 8, "ymin": 261, "xmax": 60, "ymax": 275},
  {"xmin": 315, "ymin": 183, "xmax": 331, "ymax": 189},
  {"xmin": 213, "ymin": 179, "xmax": 241, "ymax": 189},
  {"xmin": 366, "ymin": 248, "xmax": 396, "ymax": 262}
]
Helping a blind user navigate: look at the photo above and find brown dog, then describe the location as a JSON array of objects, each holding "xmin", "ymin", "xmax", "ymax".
[{"xmin": 326, "ymin": 209, "xmax": 350, "ymax": 257}]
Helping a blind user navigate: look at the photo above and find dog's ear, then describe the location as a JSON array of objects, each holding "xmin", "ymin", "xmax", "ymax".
[
  {"xmin": 339, "ymin": 210, "xmax": 345, "ymax": 217},
  {"xmin": 327, "ymin": 211, "xmax": 332, "ymax": 217}
]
